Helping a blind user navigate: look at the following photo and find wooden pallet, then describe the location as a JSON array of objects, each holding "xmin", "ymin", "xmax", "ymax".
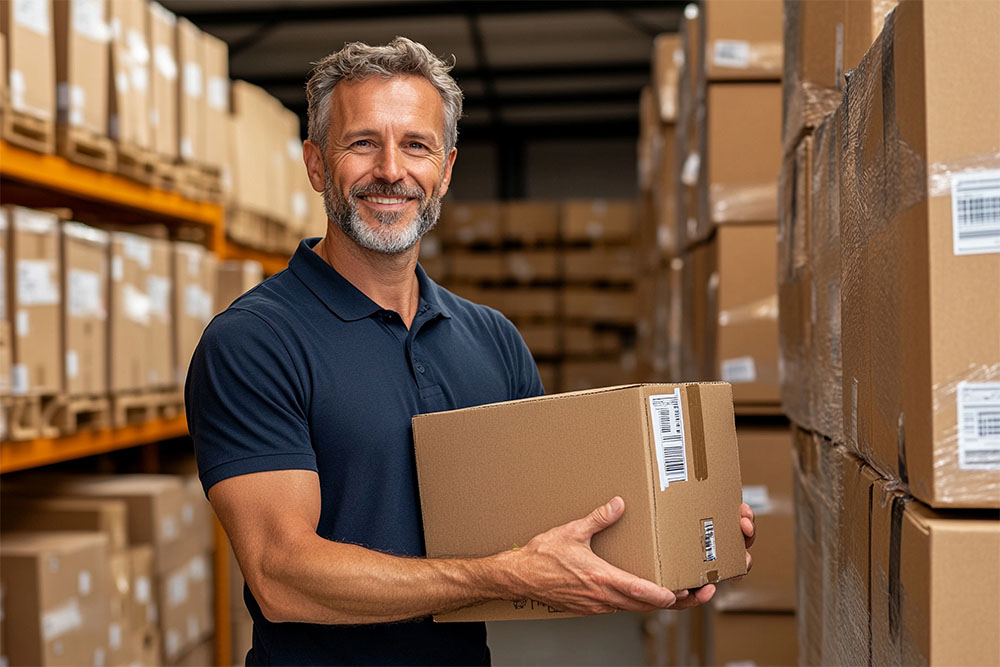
[
  {"xmin": 178, "ymin": 162, "xmax": 223, "ymax": 202},
  {"xmin": 5, "ymin": 394, "xmax": 61, "ymax": 441},
  {"xmin": 56, "ymin": 125, "xmax": 117, "ymax": 172},
  {"xmin": 152, "ymin": 159, "xmax": 179, "ymax": 192},
  {"xmin": 116, "ymin": 143, "xmax": 156, "ymax": 184},
  {"xmin": 55, "ymin": 395, "xmax": 112, "ymax": 435},
  {"xmin": 111, "ymin": 389, "xmax": 184, "ymax": 428},
  {"xmin": 1, "ymin": 106, "xmax": 55, "ymax": 154}
]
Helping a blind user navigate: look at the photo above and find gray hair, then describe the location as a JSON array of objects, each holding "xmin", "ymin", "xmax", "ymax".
[{"xmin": 306, "ymin": 36, "xmax": 463, "ymax": 154}]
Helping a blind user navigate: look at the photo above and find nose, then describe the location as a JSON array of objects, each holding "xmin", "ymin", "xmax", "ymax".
[{"xmin": 372, "ymin": 144, "xmax": 405, "ymax": 183}]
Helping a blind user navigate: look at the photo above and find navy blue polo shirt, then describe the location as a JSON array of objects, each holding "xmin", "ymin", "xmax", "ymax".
[{"xmin": 186, "ymin": 238, "xmax": 543, "ymax": 666}]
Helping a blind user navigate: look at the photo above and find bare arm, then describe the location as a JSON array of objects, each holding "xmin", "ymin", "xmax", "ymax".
[{"xmin": 210, "ymin": 469, "xmax": 684, "ymax": 625}]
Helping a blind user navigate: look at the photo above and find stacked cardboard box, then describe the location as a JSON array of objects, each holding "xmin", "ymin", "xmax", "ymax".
[
  {"xmin": 0, "ymin": 0, "xmax": 57, "ymax": 153},
  {"xmin": 779, "ymin": 1, "xmax": 1000, "ymax": 665}
]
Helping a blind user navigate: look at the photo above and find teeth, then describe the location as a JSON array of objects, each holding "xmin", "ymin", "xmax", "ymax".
[{"xmin": 364, "ymin": 196, "xmax": 408, "ymax": 205}]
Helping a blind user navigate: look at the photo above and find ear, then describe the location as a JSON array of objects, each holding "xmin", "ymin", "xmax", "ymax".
[
  {"xmin": 438, "ymin": 147, "xmax": 458, "ymax": 197},
  {"xmin": 302, "ymin": 140, "xmax": 326, "ymax": 193}
]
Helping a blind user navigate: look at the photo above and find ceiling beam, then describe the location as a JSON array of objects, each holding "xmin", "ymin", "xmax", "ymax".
[{"xmin": 180, "ymin": 1, "xmax": 686, "ymax": 26}]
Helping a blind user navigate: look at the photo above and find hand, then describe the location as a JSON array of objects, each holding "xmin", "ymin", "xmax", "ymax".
[
  {"xmin": 740, "ymin": 502, "xmax": 755, "ymax": 573},
  {"xmin": 500, "ymin": 497, "xmax": 678, "ymax": 615}
]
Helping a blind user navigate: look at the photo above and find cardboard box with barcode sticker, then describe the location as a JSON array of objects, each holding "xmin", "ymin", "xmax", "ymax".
[
  {"xmin": 413, "ymin": 383, "xmax": 747, "ymax": 622},
  {"xmin": 0, "ymin": 0, "xmax": 56, "ymax": 140},
  {"xmin": 62, "ymin": 222, "xmax": 109, "ymax": 397},
  {"xmin": 700, "ymin": 0, "xmax": 782, "ymax": 82},
  {"xmin": 839, "ymin": 0, "xmax": 1000, "ymax": 508},
  {"xmin": 6, "ymin": 206, "xmax": 62, "ymax": 397},
  {"xmin": 0, "ymin": 532, "xmax": 111, "ymax": 667}
]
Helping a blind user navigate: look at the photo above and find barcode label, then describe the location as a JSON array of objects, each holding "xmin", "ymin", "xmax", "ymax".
[
  {"xmin": 722, "ymin": 357, "xmax": 757, "ymax": 384},
  {"xmin": 702, "ymin": 519, "xmax": 717, "ymax": 562},
  {"xmin": 649, "ymin": 390, "xmax": 689, "ymax": 490},
  {"xmin": 712, "ymin": 40, "xmax": 750, "ymax": 68},
  {"xmin": 957, "ymin": 382, "xmax": 1000, "ymax": 471},
  {"xmin": 952, "ymin": 170, "xmax": 1000, "ymax": 255}
]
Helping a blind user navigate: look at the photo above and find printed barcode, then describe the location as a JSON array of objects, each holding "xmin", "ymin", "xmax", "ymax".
[
  {"xmin": 951, "ymin": 170, "xmax": 1000, "ymax": 256},
  {"xmin": 712, "ymin": 40, "xmax": 750, "ymax": 68},
  {"xmin": 957, "ymin": 382, "xmax": 1000, "ymax": 471},
  {"xmin": 702, "ymin": 519, "xmax": 717, "ymax": 562},
  {"xmin": 649, "ymin": 391, "xmax": 689, "ymax": 491}
]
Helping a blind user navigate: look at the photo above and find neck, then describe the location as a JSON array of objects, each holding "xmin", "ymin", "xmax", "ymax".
[{"xmin": 313, "ymin": 225, "xmax": 422, "ymax": 328}]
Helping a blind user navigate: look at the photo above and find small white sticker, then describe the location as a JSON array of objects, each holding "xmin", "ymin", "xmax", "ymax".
[
  {"xmin": 16, "ymin": 310, "xmax": 29, "ymax": 337},
  {"xmin": 153, "ymin": 44, "xmax": 177, "ymax": 80},
  {"xmin": 179, "ymin": 137, "xmax": 194, "ymax": 160},
  {"xmin": 189, "ymin": 555, "xmax": 207, "ymax": 581},
  {"xmin": 649, "ymin": 389, "xmax": 689, "ymax": 490},
  {"xmin": 702, "ymin": 518, "xmax": 717, "ymax": 562},
  {"xmin": 186, "ymin": 614, "xmax": 199, "ymax": 640},
  {"xmin": 13, "ymin": 0, "xmax": 50, "ymax": 36},
  {"xmin": 111, "ymin": 256, "xmax": 123, "ymax": 281},
  {"xmin": 135, "ymin": 576, "xmax": 151, "ymax": 604},
  {"xmin": 181, "ymin": 502, "xmax": 194, "ymax": 525},
  {"xmin": 12, "ymin": 365, "xmax": 29, "ymax": 395},
  {"xmin": 741, "ymin": 485, "xmax": 772, "ymax": 514},
  {"xmin": 207, "ymin": 76, "xmax": 228, "ymax": 111},
  {"xmin": 68, "ymin": 269, "xmax": 104, "ymax": 318},
  {"xmin": 681, "ymin": 153, "xmax": 701, "ymax": 187},
  {"xmin": 42, "ymin": 599, "xmax": 82, "ymax": 640},
  {"xmin": 93, "ymin": 646, "xmax": 106, "ymax": 667},
  {"xmin": 712, "ymin": 39, "xmax": 751, "ymax": 69},
  {"xmin": 167, "ymin": 570, "xmax": 188, "ymax": 606},
  {"xmin": 722, "ymin": 357, "xmax": 757, "ymax": 384},
  {"xmin": 147, "ymin": 275, "xmax": 171, "ymax": 319},
  {"xmin": 122, "ymin": 284, "xmax": 151, "ymax": 325},
  {"xmin": 162, "ymin": 515, "xmax": 178, "ymax": 541},
  {"xmin": 957, "ymin": 382, "xmax": 1000, "ymax": 470},
  {"xmin": 78, "ymin": 570, "xmax": 92, "ymax": 595},
  {"xmin": 109, "ymin": 622, "xmax": 122, "ymax": 650},
  {"xmin": 66, "ymin": 350, "xmax": 79, "ymax": 379},
  {"xmin": 123, "ymin": 237, "xmax": 152, "ymax": 268},
  {"xmin": 165, "ymin": 630, "xmax": 181, "ymax": 658},
  {"xmin": 17, "ymin": 260, "xmax": 60, "ymax": 305},
  {"xmin": 951, "ymin": 170, "xmax": 1000, "ymax": 255},
  {"xmin": 183, "ymin": 62, "xmax": 203, "ymax": 98}
]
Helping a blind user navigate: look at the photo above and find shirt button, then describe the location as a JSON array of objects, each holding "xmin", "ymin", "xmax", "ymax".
[{"xmin": 415, "ymin": 362, "xmax": 426, "ymax": 374}]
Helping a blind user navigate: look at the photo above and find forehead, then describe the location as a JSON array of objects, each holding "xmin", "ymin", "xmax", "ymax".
[{"xmin": 328, "ymin": 75, "xmax": 445, "ymax": 141}]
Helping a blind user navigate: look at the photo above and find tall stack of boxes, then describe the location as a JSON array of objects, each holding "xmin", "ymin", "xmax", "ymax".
[{"xmin": 778, "ymin": 0, "xmax": 1000, "ymax": 665}]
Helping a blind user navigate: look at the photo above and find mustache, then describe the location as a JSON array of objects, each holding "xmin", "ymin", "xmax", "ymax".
[{"xmin": 349, "ymin": 182, "xmax": 426, "ymax": 200}]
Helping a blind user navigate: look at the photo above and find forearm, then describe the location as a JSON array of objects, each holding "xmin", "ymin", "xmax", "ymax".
[{"xmin": 254, "ymin": 533, "xmax": 519, "ymax": 624}]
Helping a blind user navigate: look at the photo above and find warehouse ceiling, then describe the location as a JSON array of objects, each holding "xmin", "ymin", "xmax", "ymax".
[{"xmin": 161, "ymin": 0, "xmax": 687, "ymax": 142}]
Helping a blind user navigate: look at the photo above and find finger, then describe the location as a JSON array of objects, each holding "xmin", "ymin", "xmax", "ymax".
[
  {"xmin": 745, "ymin": 550, "xmax": 753, "ymax": 573},
  {"xmin": 610, "ymin": 573, "xmax": 676, "ymax": 609},
  {"xmin": 575, "ymin": 496, "xmax": 625, "ymax": 538},
  {"xmin": 742, "ymin": 516, "xmax": 755, "ymax": 548},
  {"xmin": 692, "ymin": 584, "xmax": 716, "ymax": 605},
  {"xmin": 741, "ymin": 503, "xmax": 755, "ymax": 523}
]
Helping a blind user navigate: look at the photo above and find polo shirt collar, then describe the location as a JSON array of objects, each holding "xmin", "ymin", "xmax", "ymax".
[{"xmin": 289, "ymin": 237, "xmax": 452, "ymax": 321}]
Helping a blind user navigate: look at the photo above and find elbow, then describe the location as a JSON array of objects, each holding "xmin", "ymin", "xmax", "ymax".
[{"xmin": 245, "ymin": 553, "xmax": 301, "ymax": 624}]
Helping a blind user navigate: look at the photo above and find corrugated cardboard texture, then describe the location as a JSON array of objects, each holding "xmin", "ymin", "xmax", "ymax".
[{"xmin": 413, "ymin": 383, "xmax": 746, "ymax": 622}]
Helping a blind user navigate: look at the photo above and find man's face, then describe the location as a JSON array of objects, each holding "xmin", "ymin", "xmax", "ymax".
[{"xmin": 319, "ymin": 75, "xmax": 457, "ymax": 255}]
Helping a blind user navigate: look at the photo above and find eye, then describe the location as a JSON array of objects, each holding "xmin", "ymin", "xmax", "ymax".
[
  {"xmin": 352, "ymin": 139, "xmax": 372, "ymax": 148},
  {"xmin": 407, "ymin": 141, "xmax": 428, "ymax": 150}
]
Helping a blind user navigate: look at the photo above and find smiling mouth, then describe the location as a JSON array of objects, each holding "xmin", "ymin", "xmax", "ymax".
[{"xmin": 358, "ymin": 195, "xmax": 413, "ymax": 205}]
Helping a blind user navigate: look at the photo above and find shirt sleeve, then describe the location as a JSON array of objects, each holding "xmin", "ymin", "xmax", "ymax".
[{"xmin": 186, "ymin": 308, "xmax": 316, "ymax": 495}]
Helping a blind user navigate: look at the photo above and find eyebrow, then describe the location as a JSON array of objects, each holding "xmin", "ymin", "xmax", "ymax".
[{"xmin": 341, "ymin": 129, "xmax": 440, "ymax": 145}]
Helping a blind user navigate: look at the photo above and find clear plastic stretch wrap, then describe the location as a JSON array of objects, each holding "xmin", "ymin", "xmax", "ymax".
[
  {"xmin": 708, "ymin": 182, "xmax": 779, "ymax": 225},
  {"xmin": 839, "ymin": 1, "xmax": 1000, "ymax": 508}
]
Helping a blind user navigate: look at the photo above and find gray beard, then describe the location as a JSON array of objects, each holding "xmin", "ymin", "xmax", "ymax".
[{"xmin": 323, "ymin": 167, "xmax": 442, "ymax": 255}]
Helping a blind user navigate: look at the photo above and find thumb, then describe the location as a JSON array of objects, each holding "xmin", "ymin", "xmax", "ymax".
[{"xmin": 580, "ymin": 496, "xmax": 625, "ymax": 537}]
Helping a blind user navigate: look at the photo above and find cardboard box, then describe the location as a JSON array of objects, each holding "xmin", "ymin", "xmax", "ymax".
[
  {"xmin": 494, "ymin": 288, "xmax": 558, "ymax": 320},
  {"xmin": 0, "ymin": 532, "xmax": 110, "ymax": 667},
  {"xmin": 870, "ymin": 479, "xmax": 1000, "ymax": 666},
  {"xmin": 843, "ymin": 0, "xmax": 897, "ymax": 74},
  {"xmin": 652, "ymin": 124, "xmax": 679, "ymax": 263},
  {"xmin": 108, "ymin": 0, "xmax": 151, "ymax": 150},
  {"xmin": 666, "ymin": 257, "xmax": 684, "ymax": 382},
  {"xmin": 216, "ymin": 259, "xmax": 263, "ymax": 310},
  {"xmin": 560, "ymin": 358, "xmax": 636, "ymax": 393},
  {"xmin": 777, "ymin": 137, "xmax": 812, "ymax": 427},
  {"xmin": 562, "ymin": 247, "xmax": 635, "ymax": 284},
  {"xmin": 201, "ymin": 30, "xmax": 229, "ymax": 172},
  {"xmin": 781, "ymin": 0, "xmax": 846, "ymax": 154},
  {"xmin": 108, "ymin": 231, "xmax": 152, "ymax": 393},
  {"xmin": 170, "ymin": 637, "xmax": 213, "ymax": 667},
  {"xmin": 564, "ymin": 326, "xmax": 629, "ymax": 358},
  {"xmin": 7, "ymin": 206, "xmax": 62, "ymax": 396},
  {"xmin": 561, "ymin": 200, "xmax": 635, "ymax": 244},
  {"xmin": 173, "ymin": 242, "xmax": 216, "ymax": 386},
  {"xmin": 696, "ymin": 82, "xmax": 781, "ymax": 239},
  {"xmin": 791, "ymin": 427, "xmax": 823, "ymax": 666},
  {"xmin": 808, "ymin": 109, "xmax": 842, "ymax": 444},
  {"xmin": 179, "ymin": 474, "xmax": 213, "ymax": 556},
  {"xmin": 637, "ymin": 86, "xmax": 658, "ymax": 196},
  {"xmin": 413, "ymin": 383, "xmax": 747, "ymax": 621},
  {"xmin": 447, "ymin": 251, "xmax": 505, "ymax": 283},
  {"xmin": 505, "ymin": 249, "xmax": 558, "ymax": 284},
  {"xmin": 700, "ymin": 0, "xmax": 782, "ymax": 82},
  {"xmin": 516, "ymin": 323, "xmax": 560, "ymax": 358},
  {"xmin": 0, "ymin": 496, "xmax": 128, "ymax": 553},
  {"xmin": 714, "ymin": 426, "xmax": 794, "ymax": 612},
  {"xmin": 129, "ymin": 545, "xmax": 157, "ymax": 633},
  {"xmin": 562, "ymin": 288, "xmax": 636, "ymax": 324},
  {"xmin": 107, "ymin": 549, "xmax": 134, "ymax": 666},
  {"xmin": 228, "ymin": 80, "xmax": 270, "ymax": 217},
  {"xmin": 1, "ymin": 209, "xmax": 10, "ymax": 402},
  {"xmin": 157, "ymin": 552, "xmax": 213, "ymax": 662},
  {"xmin": 53, "ymin": 0, "xmax": 110, "ymax": 136},
  {"xmin": 175, "ymin": 18, "xmax": 204, "ymax": 163},
  {"xmin": 502, "ymin": 201, "xmax": 559, "ymax": 245},
  {"xmin": 705, "ymin": 609, "xmax": 797, "ymax": 666},
  {"xmin": 62, "ymin": 222, "xmax": 109, "ymax": 396},
  {"xmin": 0, "ymin": 0, "xmax": 55, "ymax": 123},
  {"xmin": 283, "ymin": 108, "xmax": 309, "ymax": 235},
  {"xmin": 147, "ymin": 237, "xmax": 173, "ymax": 388},
  {"xmin": 148, "ymin": 1, "xmax": 178, "ymax": 159},
  {"xmin": 652, "ymin": 34, "xmax": 682, "ymax": 124},
  {"xmin": 708, "ymin": 224, "xmax": 780, "ymax": 407},
  {"xmin": 840, "ymin": 0, "xmax": 1000, "ymax": 507},
  {"xmin": 440, "ymin": 201, "xmax": 502, "ymax": 246}
]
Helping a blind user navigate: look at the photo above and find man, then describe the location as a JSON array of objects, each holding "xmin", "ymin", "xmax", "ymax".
[{"xmin": 187, "ymin": 37, "xmax": 755, "ymax": 665}]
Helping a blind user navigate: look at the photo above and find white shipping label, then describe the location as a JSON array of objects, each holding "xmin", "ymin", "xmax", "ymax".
[
  {"xmin": 183, "ymin": 62, "xmax": 203, "ymax": 98},
  {"xmin": 161, "ymin": 515, "xmax": 178, "ymax": 541},
  {"xmin": 122, "ymin": 284, "xmax": 151, "ymax": 325},
  {"xmin": 66, "ymin": 350, "xmax": 79, "ymax": 379},
  {"xmin": 180, "ymin": 137, "xmax": 194, "ymax": 160},
  {"xmin": 681, "ymin": 152, "xmax": 701, "ymax": 187},
  {"xmin": 741, "ymin": 485, "xmax": 772, "ymax": 514},
  {"xmin": 182, "ymin": 502, "xmax": 194, "ymax": 525},
  {"xmin": 957, "ymin": 382, "xmax": 1000, "ymax": 470},
  {"xmin": 184, "ymin": 284, "xmax": 203, "ymax": 319},
  {"xmin": 42, "ymin": 599, "xmax": 82, "ymax": 640},
  {"xmin": 292, "ymin": 192, "xmax": 309, "ymax": 219},
  {"xmin": 188, "ymin": 555, "xmax": 207, "ymax": 581},
  {"xmin": 153, "ymin": 44, "xmax": 178, "ymax": 80},
  {"xmin": 72, "ymin": 0, "xmax": 108, "ymax": 43},
  {"xmin": 17, "ymin": 260, "xmax": 59, "ymax": 305},
  {"xmin": 207, "ymin": 76, "xmax": 228, "ymax": 111},
  {"xmin": 186, "ymin": 249, "xmax": 200, "ymax": 276},
  {"xmin": 702, "ymin": 518, "xmax": 717, "ymax": 562},
  {"xmin": 951, "ymin": 170, "xmax": 1000, "ymax": 255},
  {"xmin": 127, "ymin": 29, "xmax": 150, "ymax": 64},
  {"xmin": 93, "ymin": 647, "xmax": 106, "ymax": 667},
  {"xmin": 71, "ymin": 85, "xmax": 86, "ymax": 110},
  {"xmin": 167, "ymin": 571, "xmax": 188, "ymax": 606},
  {"xmin": 114, "ymin": 71, "xmax": 129, "ymax": 94},
  {"xmin": 111, "ymin": 256, "xmax": 124, "ymax": 282},
  {"xmin": 123, "ymin": 237, "xmax": 152, "ymax": 268},
  {"xmin": 14, "ymin": 0, "xmax": 50, "ymax": 36},
  {"xmin": 108, "ymin": 623, "xmax": 122, "ymax": 650},
  {"xmin": 9, "ymin": 70, "xmax": 27, "ymax": 112},
  {"xmin": 722, "ymin": 357, "xmax": 757, "ymax": 384},
  {"xmin": 16, "ymin": 310, "xmax": 29, "ymax": 337},
  {"xmin": 149, "ymin": 107, "xmax": 160, "ymax": 127},
  {"xmin": 131, "ymin": 66, "xmax": 149, "ymax": 93},
  {"xmin": 68, "ymin": 269, "xmax": 104, "ymax": 318},
  {"xmin": 712, "ymin": 39, "xmax": 751, "ymax": 69},
  {"xmin": 69, "ymin": 109, "xmax": 85, "ymax": 127},
  {"xmin": 12, "ymin": 364, "xmax": 29, "ymax": 395},
  {"xmin": 135, "ymin": 576, "xmax": 151, "ymax": 604},
  {"xmin": 165, "ymin": 630, "xmax": 181, "ymax": 658},
  {"xmin": 78, "ymin": 570, "xmax": 92, "ymax": 595},
  {"xmin": 147, "ymin": 275, "xmax": 171, "ymax": 319},
  {"xmin": 649, "ymin": 390, "xmax": 689, "ymax": 490},
  {"xmin": 287, "ymin": 138, "xmax": 302, "ymax": 160}
]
